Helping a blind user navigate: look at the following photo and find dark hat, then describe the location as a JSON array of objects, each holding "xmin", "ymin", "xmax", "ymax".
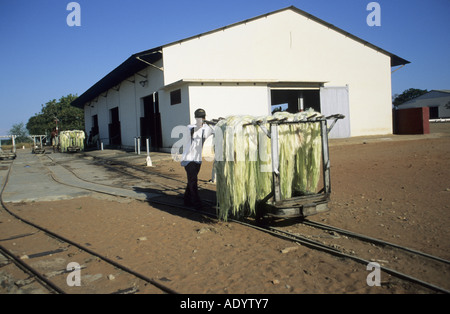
[{"xmin": 194, "ymin": 108, "xmax": 206, "ymax": 118}]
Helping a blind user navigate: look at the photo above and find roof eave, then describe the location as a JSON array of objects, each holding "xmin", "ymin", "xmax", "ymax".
[
  {"xmin": 71, "ymin": 6, "xmax": 410, "ymax": 108},
  {"xmin": 71, "ymin": 48, "xmax": 162, "ymax": 108}
]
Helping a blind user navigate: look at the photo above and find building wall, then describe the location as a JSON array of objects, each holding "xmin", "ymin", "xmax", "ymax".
[
  {"xmin": 188, "ymin": 83, "xmax": 271, "ymax": 122},
  {"xmin": 439, "ymin": 105, "xmax": 450, "ymax": 118},
  {"xmin": 162, "ymin": 8, "xmax": 394, "ymax": 137},
  {"xmin": 158, "ymin": 84, "xmax": 191, "ymax": 149},
  {"xmin": 157, "ymin": 82, "xmax": 271, "ymax": 150},
  {"xmin": 395, "ymin": 107, "xmax": 430, "ymax": 134},
  {"xmin": 119, "ymin": 80, "xmax": 138, "ymax": 145},
  {"xmin": 398, "ymin": 91, "xmax": 450, "ymax": 119},
  {"xmin": 83, "ymin": 8, "xmax": 398, "ymax": 150},
  {"xmin": 84, "ymin": 60, "xmax": 164, "ymax": 149}
]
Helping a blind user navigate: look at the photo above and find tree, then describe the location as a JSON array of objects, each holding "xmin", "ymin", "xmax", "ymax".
[
  {"xmin": 26, "ymin": 94, "xmax": 84, "ymax": 135},
  {"xmin": 9, "ymin": 122, "xmax": 31, "ymax": 143},
  {"xmin": 392, "ymin": 88, "xmax": 428, "ymax": 108}
]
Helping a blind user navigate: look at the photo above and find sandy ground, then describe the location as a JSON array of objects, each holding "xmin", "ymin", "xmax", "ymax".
[{"xmin": 2, "ymin": 123, "xmax": 449, "ymax": 294}]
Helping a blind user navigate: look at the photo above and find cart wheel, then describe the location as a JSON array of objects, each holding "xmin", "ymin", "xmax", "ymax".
[
  {"xmin": 255, "ymin": 204, "xmax": 273, "ymax": 225},
  {"xmin": 255, "ymin": 204, "xmax": 265, "ymax": 221}
]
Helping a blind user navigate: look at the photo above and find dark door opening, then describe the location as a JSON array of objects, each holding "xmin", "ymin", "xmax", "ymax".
[
  {"xmin": 92, "ymin": 114, "xmax": 98, "ymax": 130},
  {"xmin": 271, "ymin": 90, "xmax": 321, "ymax": 114},
  {"xmin": 91, "ymin": 114, "xmax": 99, "ymax": 136},
  {"xmin": 108, "ymin": 107, "xmax": 121, "ymax": 146},
  {"xmin": 141, "ymin": 93, "xmax": 163, "ymax": 150},
  {"xmin": 87, "ymin": 114, "xmax": 99, "ymax": 147},
  {"xmin": 429, "ymin": 106, "xmax": 439, "ymax": 119}
]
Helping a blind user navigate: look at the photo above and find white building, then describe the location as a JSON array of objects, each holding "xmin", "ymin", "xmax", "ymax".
[
  {"xmin": 71, "ymin": 6, "xmax": 409, "ymax": 151},
  {"xmin": 397, "ymin": 90, "xmax": 450, "ymax": 120}
]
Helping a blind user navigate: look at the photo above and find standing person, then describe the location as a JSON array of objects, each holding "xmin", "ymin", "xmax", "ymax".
[
  {"xmin": 181, "ymin": 108, "xmax": 214, "ymax": 210},
  {"xmin": 50, "ymin": 128, "xmax": 58, "ymax": 153}
]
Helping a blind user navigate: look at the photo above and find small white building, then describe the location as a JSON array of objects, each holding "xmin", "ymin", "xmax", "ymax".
[
  {"xmin": 71, "ymin": 6, "xmax": 409, "ymax": 151},
  {"xmin": 397, "ymin": 90, "xmax": 450, "ymax": 120}
]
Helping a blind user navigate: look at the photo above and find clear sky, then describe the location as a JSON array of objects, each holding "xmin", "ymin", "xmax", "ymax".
[{"xmin": 0, "ymin": 0, "xmax": 449, "ymax": 135}]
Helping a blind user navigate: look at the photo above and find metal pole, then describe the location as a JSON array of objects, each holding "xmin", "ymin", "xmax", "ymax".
[
  {"xmin": 137, "ymin": 137, "xmax": 141, "ymax": 155},
  {"xmin": 270, "ymin": 124, "xmax": 281, "ymax": 203},
  {"xmin": 146, "ymin": 138, "xmax": 153, "ymax": 167},
  {"xmin": 12, "ymin": 135, "xmax": 16, "ymax": 153},
  {"xmin": 321, "ymin": 120, "xmax": 331, "ymax": 195}
]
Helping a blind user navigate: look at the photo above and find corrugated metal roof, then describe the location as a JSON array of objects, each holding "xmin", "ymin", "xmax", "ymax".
[
  {"xmin": 71, "ymin": 6, "xmax": 410, "ymax": 109},
  {"xmin": 397, "ymin": 90, "xmax": 450, "ymax": 109},
  {"xmin": 71, "ymin": 49, "xmax": 162, "ymax": 108}
]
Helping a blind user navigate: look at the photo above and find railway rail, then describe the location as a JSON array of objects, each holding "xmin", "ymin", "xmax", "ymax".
[
  {"xmin": 262, "ymin": 221, "xmax": 450, "ymax": 294},
  {"xmin": 0, "ymin": 159, "xmax": 177, "ymax": 294},
  {"xmin": 0, "ymin": 241, "xmax": 64, "ymax": 294},
  {"xmin": 49, "ymin": 153, "xmax": 450, "ymax": 293},
  {"xmin": 2, "ymin": 152, "xmax": 449, "ymax": 294}
]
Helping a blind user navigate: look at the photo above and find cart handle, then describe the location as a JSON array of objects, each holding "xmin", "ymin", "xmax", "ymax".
[{"xmin": 326, "ymin": 114, "xmax": 345, "ymax": 134}]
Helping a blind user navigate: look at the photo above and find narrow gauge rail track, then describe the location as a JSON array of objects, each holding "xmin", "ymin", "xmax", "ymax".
[
  {"xmin": 0, "ymin": 243, "xmax": 64, "ymax": 294},
  {"xmin": 0, "ymin": 159, "xmax": 63, "ymax": 294},
  {"xmin": 262, "ymin": 221, "xmax": 450, "ymax": 294},
  {"xmin": 41, "ymin": 153, "xmax": 450, "ymax": 294},
  {"xmin": 0, "ymin": 160, "xmax": 178, "ymax": 294}
]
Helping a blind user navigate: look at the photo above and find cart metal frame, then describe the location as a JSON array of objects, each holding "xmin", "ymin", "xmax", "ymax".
[
  {"xmin": 0, "ymin": 135, "xmax": 17, "ymax": 160},
  {"xmin": 247, "ymin": 114, "xmax": 344, "ymax": 219},
  {"xmin": 30, "ymin": 135, "xmax": 46, "ymax": 154}
]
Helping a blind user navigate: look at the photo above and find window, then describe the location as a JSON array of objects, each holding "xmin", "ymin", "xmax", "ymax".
[{"xmin": 170, "ymin": 89, "xmax": 181, "ymax": 105}]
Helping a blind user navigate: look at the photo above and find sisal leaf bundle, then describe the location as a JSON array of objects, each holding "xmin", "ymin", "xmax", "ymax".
[
  {"xmin": 213, "ymin": 110, "xmax": 322, "ymax": 221},
  {"xmin": 59, "ymin": 130, "xmax": 85, "ymax": 152}
]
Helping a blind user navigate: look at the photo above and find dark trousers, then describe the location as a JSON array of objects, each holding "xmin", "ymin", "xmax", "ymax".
[{"xmin": 184, "ymin": 162, "xmax": 202, "ymax": 207}]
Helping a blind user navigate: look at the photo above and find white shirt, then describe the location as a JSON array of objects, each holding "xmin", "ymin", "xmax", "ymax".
[{"xmin": 180, "ymin": 123, "xmax": 214, "ymax": 166}]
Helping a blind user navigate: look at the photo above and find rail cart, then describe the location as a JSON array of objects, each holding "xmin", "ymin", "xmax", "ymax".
[
  {"xmin": 66, "ymin": 144, "xmax": 81, "ymax": 153},
  {"xmin": 0, "ymin": 149, "xmax": 16, "ymax": 160},
  {"xmin": 248, "ymin": 114, "xmax": 344, "ymax": 220},
  {"xmin": 59, "ymin": 130, "xmax": 85, "ymax": 153},
  {"xmin": 0, "ymin": 135, "xmax": 17, "ymax": 160},
  {"xmin": 31, "ymin": 135, "xmax": 46, "ymax": 154}
]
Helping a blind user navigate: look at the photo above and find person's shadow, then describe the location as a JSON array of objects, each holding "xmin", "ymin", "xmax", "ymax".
[{"xmin": 132, "ymin": 186, "xmax": 218, "ymax": 223}]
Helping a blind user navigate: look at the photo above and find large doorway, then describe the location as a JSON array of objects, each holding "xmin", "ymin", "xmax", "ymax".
[
  {"xmin": 141, "ymin": 93, "xmax": 163, "ymax": 150},
  {"xmin": 271, "ymin": 89, "xmax": 321, "ymax": 114},
  {"xmin": 270, "ymin": 86, "xmax": 350, "ymax": 138},
  {"xmin": 91, "ymin": 114, "xmax": 99, "ymax": 136},
  {"xmin": 108, "ymin": 107, "xmax": 121, "ymax": 146}
]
